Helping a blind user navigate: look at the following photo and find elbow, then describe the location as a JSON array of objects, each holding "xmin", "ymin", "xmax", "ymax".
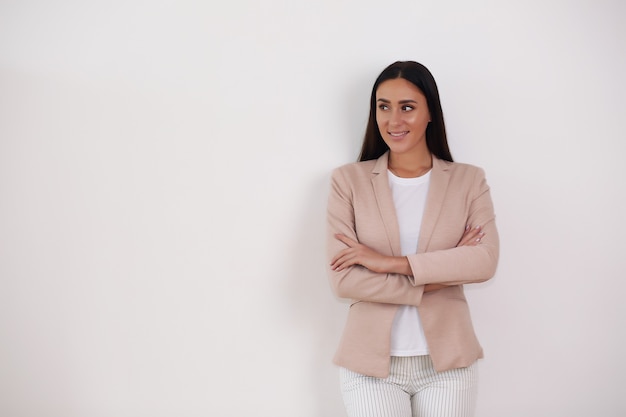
[
  {"xmin": 329, "ymin": 268, "xmax": 366, "ymax": 300},
  {"xmin": 480, "ymin": 249, "xmax": 499, "ymax": 282},
  {"xmin": 330, "ymin": 275, "xmax": 353, "ymax": 299},
  {"xmin": 466, "ymin": 246, "xmax": 498, "ymax": 284},
  {"xmin": 479, "ymin": 266, "xmax": 497, "ymax": 284},
  {"xmin": 334, "ymin": 286, "xmax": 351, "ymax": 299},
  {"xmin": 328, "ymin": 269, "xmax": 348, "ymax": 298}
]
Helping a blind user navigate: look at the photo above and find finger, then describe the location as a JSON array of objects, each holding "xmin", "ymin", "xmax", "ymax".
[
  {"xmin": 331, "ymin": 254, "xmax": 357, "ymax": 271},
  {"xmin": 466, "ymin": 232, "xmax": 485, "ymax": 246},
  {"xmin": 331, "ymin": 248, "xmax": 351, "ymax": 266},
  {"xmin": 459, "ymin": 227, "xmax": 486, "ymax": 247},
  {"xmin": 331, "ymin": 249, "xmax": 357, "ymax": 270},
  {"xmin": 458, "ymin": 226, "xmax": 480, "ymax": 246},
  {"xmin": 466, "ymin": 234, "xmax": 483, "ymax": 246}
]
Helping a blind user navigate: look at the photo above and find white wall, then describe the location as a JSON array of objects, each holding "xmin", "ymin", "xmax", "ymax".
[{"xmin": 1, "ymin": 1, "xmax": 625, "ymax": 416}]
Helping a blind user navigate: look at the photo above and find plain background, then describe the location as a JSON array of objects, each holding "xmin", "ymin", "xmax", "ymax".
[{"xmin": 1, "ymin": 1, "xmax": 625, "ymax": 416}]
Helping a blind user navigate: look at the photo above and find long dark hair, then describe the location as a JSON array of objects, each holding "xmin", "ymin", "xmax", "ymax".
[{"xmin": 358, "ymin": 61, "xmax": 453, "ymax": 162}]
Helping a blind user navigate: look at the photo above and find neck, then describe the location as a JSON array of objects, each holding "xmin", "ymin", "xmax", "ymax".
[{"xmin": 388, "ymin": 151, "xmax": 433, "ymax": 178}]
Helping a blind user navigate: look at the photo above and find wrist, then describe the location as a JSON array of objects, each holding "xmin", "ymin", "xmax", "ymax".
[{"xmin": 388, "ymin": 256, "xmax": 412, "ymax": 276}]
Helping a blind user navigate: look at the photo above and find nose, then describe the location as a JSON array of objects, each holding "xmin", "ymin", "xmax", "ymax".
[{"xmin": 389, "ymin": 109, "xmax": 402, "ymax": 126}]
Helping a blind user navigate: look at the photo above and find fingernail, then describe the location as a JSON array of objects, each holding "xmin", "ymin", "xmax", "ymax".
[
  {"xmin": 475, "ymin": 225, "xmax": 481, "ymax": 229},
  {"xmin": 465, "ymin": 225, "xmax": 470, "ymax": 230}
]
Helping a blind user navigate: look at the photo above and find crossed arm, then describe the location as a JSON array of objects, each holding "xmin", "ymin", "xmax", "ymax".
[
  {"xmin": 330, "ymin": 226, "xmax": 484, "ymax": 293},
  {"xmin": 326, "ymin": 166, "xmax": 499, "ymax": 306}
]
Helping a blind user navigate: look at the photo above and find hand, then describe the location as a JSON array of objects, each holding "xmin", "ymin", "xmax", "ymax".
[
  {"xmin": 330, "ymin": 234, "xmax": 391, "ymax": 273},
  {"xmin": 457, "ymin": 225, "xmax": 484, "ymax": 247}
]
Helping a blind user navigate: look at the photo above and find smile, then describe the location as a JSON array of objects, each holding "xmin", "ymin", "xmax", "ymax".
[{"xmin": 389, "ymin": 131, "xmax": 409, "ymax": 137}]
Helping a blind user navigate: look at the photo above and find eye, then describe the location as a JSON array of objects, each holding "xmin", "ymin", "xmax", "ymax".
[
  {"xmin": 401, "ymin": 105, "xmax": 414, "ymax": 112},
  {"xmin": 378, "ymin": 104, "xmax": 389, "ymax": 111}
]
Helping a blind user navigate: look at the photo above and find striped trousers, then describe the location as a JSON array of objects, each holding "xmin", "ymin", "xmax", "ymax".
[{"xmin": 340, "ymin": 356, "xmax": 478, "ymax": 417}]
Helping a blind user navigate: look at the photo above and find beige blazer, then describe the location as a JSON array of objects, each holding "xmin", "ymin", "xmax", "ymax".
[{"xmin": 326, "ymin": 152, "xmax": 499, "ymax": 378}]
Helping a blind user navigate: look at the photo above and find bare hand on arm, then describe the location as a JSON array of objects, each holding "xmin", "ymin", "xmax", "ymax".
[
  {"xmin": 331, "ymin": 225, "xmax": 484, "ymax": 275},
  {"xmin": 330, "ymin": 234, "xmax": 395, "ymax": 273},
  {"xmin": 456, "ymin": 225, "xmax": 484, "ymax": 246}
]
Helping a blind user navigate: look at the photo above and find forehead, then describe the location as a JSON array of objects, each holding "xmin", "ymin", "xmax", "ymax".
[{"xmin": 376, "ymin": 78, "xmax": 425, "ymax": 100}]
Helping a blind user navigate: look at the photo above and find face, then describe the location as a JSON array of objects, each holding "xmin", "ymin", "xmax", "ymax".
[{"xmin": 375, "ymin": 77, "xmax": 431, "ymax": 157}]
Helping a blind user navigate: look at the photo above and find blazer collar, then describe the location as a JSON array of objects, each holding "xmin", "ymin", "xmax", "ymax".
[
  {"xmin": 419, "ymin": 156, "xmax": 451, "ymax": 253},
  {"xmin": 370, "ymin": 152, "xmax": 452, "ymax": 254},
  {"xmin": 371, "ymin": 153, "xmax": 401, "ymax": 256}
]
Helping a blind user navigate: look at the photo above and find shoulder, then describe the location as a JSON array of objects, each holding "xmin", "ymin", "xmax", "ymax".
[
  {"xmin": 329, "ymin": 159, "xmax": 378, "ymax": 200},
  {"xmin": 434, "ymin": 158, "xmax": 490, "ymax": 195},
  {"xmin": 435, "ymin": 159, "xmax": 491, "ymax": 197},
  {"xmin": 435, "ymin": 158, "xmax": 486, "ymax": 179},
  {"xmin": 331, "ymin": 159, "xmax": 377, "ymax": 182}
]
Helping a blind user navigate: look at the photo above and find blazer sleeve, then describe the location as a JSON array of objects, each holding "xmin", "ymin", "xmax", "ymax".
[
  {"xmin": 406, "ymin": 167, "xmax": 500, "ymax": 286},
  {"xmin": 326, "ymin": 167, "xmax": 425, "ymax": 307}
]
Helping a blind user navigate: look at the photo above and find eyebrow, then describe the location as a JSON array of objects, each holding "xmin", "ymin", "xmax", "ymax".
[{"xmin": 376, "ymin": 98, "xmax": 419, "ymax": 104}]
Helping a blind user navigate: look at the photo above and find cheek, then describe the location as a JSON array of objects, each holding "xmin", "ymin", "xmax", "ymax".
[
  {"xmin": 407, "ymin": 113, "xmax": 428, "ymax": 127},
  {"xmin": 376, "ymin": 122, "xmax": 386, "ymax": 136},
  {"xmin": 375, "ymin": 116, "xmax": 388, "ymax": 134}
]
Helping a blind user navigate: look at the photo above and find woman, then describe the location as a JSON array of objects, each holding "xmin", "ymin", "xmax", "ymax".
[{"xmin": 326, "ymin": 61, "xmax": 499, "ymax": 417}]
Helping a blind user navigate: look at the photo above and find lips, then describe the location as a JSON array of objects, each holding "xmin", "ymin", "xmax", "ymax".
[{"xmin": 388, "ymin": 131, "xmax": 409, "ymax": 138}]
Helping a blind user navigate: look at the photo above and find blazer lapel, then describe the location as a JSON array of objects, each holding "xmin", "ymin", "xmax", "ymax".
[
  {"xmin": 371, "ymin": 153, "xmax": 402, "ymax": 257},
  {"xmin": 417, "ymin": 156, "xmax": 451, "ymax": 253}
]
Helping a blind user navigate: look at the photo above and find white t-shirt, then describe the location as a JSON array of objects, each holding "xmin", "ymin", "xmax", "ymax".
[{"xmin": 387, "ymin": 169, "xmax": 431, "ymax": 356}]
